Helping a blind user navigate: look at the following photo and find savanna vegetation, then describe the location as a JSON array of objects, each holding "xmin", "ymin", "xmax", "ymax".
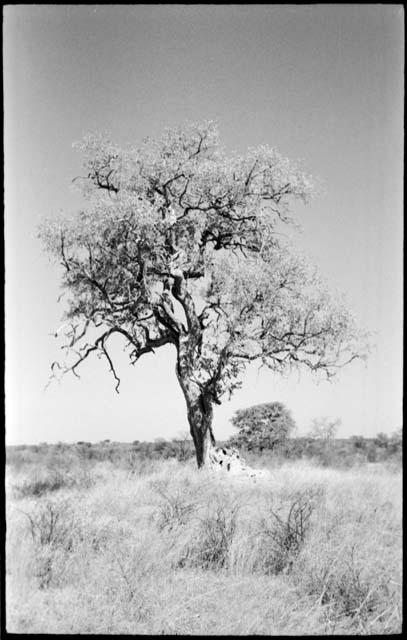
[
  {"xmin": 6, "ymin": 435, "xmax": 402, "ymax": 635},
  {"xmin": 14, "ymin": 122, "xmax": 393, "ymax": 635}
]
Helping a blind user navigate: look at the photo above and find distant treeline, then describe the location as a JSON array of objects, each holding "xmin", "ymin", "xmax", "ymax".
[{"xmin": 6, "ymin": 432, "xmax": 402, "ymax": 470}]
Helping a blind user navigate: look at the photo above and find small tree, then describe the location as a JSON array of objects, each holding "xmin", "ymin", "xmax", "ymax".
[
  {"xmin": 375, "ymin": 432, "xmax": 390, "ymax": 449},
  {"xmin": 39, "ymin": 121, "xmax": 366, "ymax": 467},
  {"xmin": 306, "ymin": 416, "xmax": 341, "ymax": 466},
  {"xmin": 307, "ymin": 417, "xmax": 341, "ymax": 440},
  {"xmin": 229, "ymin": 402, "xmax": 296, "ymax": 452},
  {"xmin": 388, "ymin": 429, "xmax": 402, "ymax": 458},
  {"xmin": 171, "ymin": 431, "xmax": 194, "ymax": 462},
  {"xmin": 350, "ymin": 435, "xmax": 366, "ymax": 450},
  {"xmin": 372, "ymin": 430, "xmax": 402, "ymax": 461}
]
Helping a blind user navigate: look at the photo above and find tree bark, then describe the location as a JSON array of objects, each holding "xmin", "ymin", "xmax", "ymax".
[
  {"xmin": 177, "ymin": 376, "xmax": 215, "ymax": 468},
  {"xmin": 172, "ymin": 282, "xmax": 216, "ymax": 467}
]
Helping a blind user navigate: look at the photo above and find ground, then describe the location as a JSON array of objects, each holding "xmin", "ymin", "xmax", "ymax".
[{"xmin": 6, "ymin": 452, "xmax": 402, "ymax": 635}]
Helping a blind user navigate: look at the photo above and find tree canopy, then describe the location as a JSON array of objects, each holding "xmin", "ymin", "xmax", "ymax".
[
  {"xmin": 229, "ymin": 402, "xmax": 296, "ymax": 452},
  {"xmin": 39, "ymin": 121, "xmax": 367, "ymax": 466}
]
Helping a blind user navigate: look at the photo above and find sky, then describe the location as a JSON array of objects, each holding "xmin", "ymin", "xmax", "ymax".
[{"xmin": 4, "ymin": 5, "xmax": 403, "ymax": 445}]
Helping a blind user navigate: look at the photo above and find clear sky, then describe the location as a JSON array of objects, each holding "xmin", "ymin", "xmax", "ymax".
[{"xmin": 4, "ymin": 5, "xmax": 403, "ymax": 445}]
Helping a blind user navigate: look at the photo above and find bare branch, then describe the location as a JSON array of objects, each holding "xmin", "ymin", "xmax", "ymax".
[
  {"xmin": 101, "ymin": 341, "xmax": 121, "ymax": 393},
  {"xmin": 60, "ymin": 232, "xmax": 71, "ymax": 272}
]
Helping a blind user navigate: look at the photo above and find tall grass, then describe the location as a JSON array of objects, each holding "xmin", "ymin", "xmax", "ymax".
[{"xmin": 6, "ymin": 455, "xmax": 402, "ymax": 635}]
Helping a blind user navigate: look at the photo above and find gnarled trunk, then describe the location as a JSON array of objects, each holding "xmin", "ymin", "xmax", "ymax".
[
  {"xmin": 177, "ymin": 376, "xmax": 215, "ymax": 468},
  {"xmin": 188, "ymin": 393, "xmax": 215, "ymax": 468},
  {"xmin": 174, "ymin": 303, "xmax": 217, "ymax": 467}
]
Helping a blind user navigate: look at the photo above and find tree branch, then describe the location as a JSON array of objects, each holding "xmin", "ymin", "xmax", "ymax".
[{"xmin": 46, "ymin": 323, "xmax": 176, "ymax": 393}]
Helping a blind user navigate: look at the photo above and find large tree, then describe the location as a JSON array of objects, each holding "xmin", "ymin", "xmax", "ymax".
[{"xmin": 40, "ymin": 121, "xmax": 365, "ymax": 467}]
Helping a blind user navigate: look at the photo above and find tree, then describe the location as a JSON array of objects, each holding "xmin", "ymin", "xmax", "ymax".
[
  {"xmin": 171, "ymin": 431, "xmax": 194, "ymax": 462},
  {"xmin": 374, "ymin": 432, "xmax": 390, "ymax": 448},
  {"xmin": 39, "ymin": 121, "xmax": 366, "ymax": 468},
  {"xmin": 350, "ymin": 435, "xmax": 367, "ymax": 450},
  {"xmin": 307, "ymin": 417, "xmax": 341, "ymax": 440},
  {"xmin": 388, "ymin": 429, "xmax": 402, "ymax": 457},
  {"xmin": 229, "ymin": 402, "xmax": 296, "ymax": 452}
]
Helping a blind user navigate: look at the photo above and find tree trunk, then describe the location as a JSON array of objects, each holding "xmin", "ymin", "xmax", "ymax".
[
  {"xmin": 178, "ymin": 377, "xmax": 215, "ymax": 468},
  {"xmin": 175, "ymin": 313, "xmax": 216, "ymax": 467}
]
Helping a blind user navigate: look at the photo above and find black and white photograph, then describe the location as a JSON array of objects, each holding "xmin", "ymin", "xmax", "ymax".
[{"xmin": 4, "ymin": 5, "xmax": 403, "ymax": 635}]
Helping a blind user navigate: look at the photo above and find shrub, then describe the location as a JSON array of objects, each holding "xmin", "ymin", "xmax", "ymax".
[
  {"xmin": 170, "ymin": 435, "xmax": 195, "ymax": 462},
  {"xmin": 366, "ymin": 444, "xmax": 378, "ymax": 463},
  {"xmin": 350, "ymin": 435, "xmax": 367, "ymax": 450},
  {"xmin": 151, "ymin": 483, "xmax": 195, "ymax": 531},
  {"xmin": 12, "ymin": 449, "xmax": 95, "ymax": 498},
  {"xmin": 15, "ymin": 471, "xmax": 72, "ymax": 498},
  {"xmin": 18, "ymin": 499, "xmax": 80, "ymax": 589},
  {"xmin": 182, "ymin": 500, "xmax": 239, "ymax": 570},
  {"xmin": 252, "ymin": 487, "xmax": 322, "ymax": 575}
]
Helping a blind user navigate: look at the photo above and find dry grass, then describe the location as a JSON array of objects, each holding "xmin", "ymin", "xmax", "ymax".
[{"xmin": 6, "ymin": 457, "xmax": 402, "ymax": 635}]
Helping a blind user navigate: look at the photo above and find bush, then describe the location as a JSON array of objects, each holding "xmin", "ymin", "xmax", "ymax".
[
  {"xmin": 252, "ymin": 488, "xmax": 322, "ymax": 575},
  {"xmin": 18, "ymin": 499, "xmax": 80, "ymax": 589},
  {"xmin": 12, "ymin": 451, "xmax": 95, "ymax": 498},
  {"xmin": 152, "ymin": 482, "xmax": 195, "ymax": 531},
  {"xmin": 15, "ymin": 471, "xmax": 73, "ymax": 498},
  {"xmin": 179, "ymin": 499, "xmax": 239, "ymax": 571}
]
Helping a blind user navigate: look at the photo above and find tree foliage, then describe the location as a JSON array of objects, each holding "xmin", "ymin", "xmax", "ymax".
[{"xmin": 229, "ymin": 401, "xmax": 296, "ymax": 452}]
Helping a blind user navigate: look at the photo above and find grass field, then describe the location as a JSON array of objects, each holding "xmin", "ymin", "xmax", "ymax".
[{"xmin": 6, "ymin": 451, "xmax": 402, "ymax": 635}]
